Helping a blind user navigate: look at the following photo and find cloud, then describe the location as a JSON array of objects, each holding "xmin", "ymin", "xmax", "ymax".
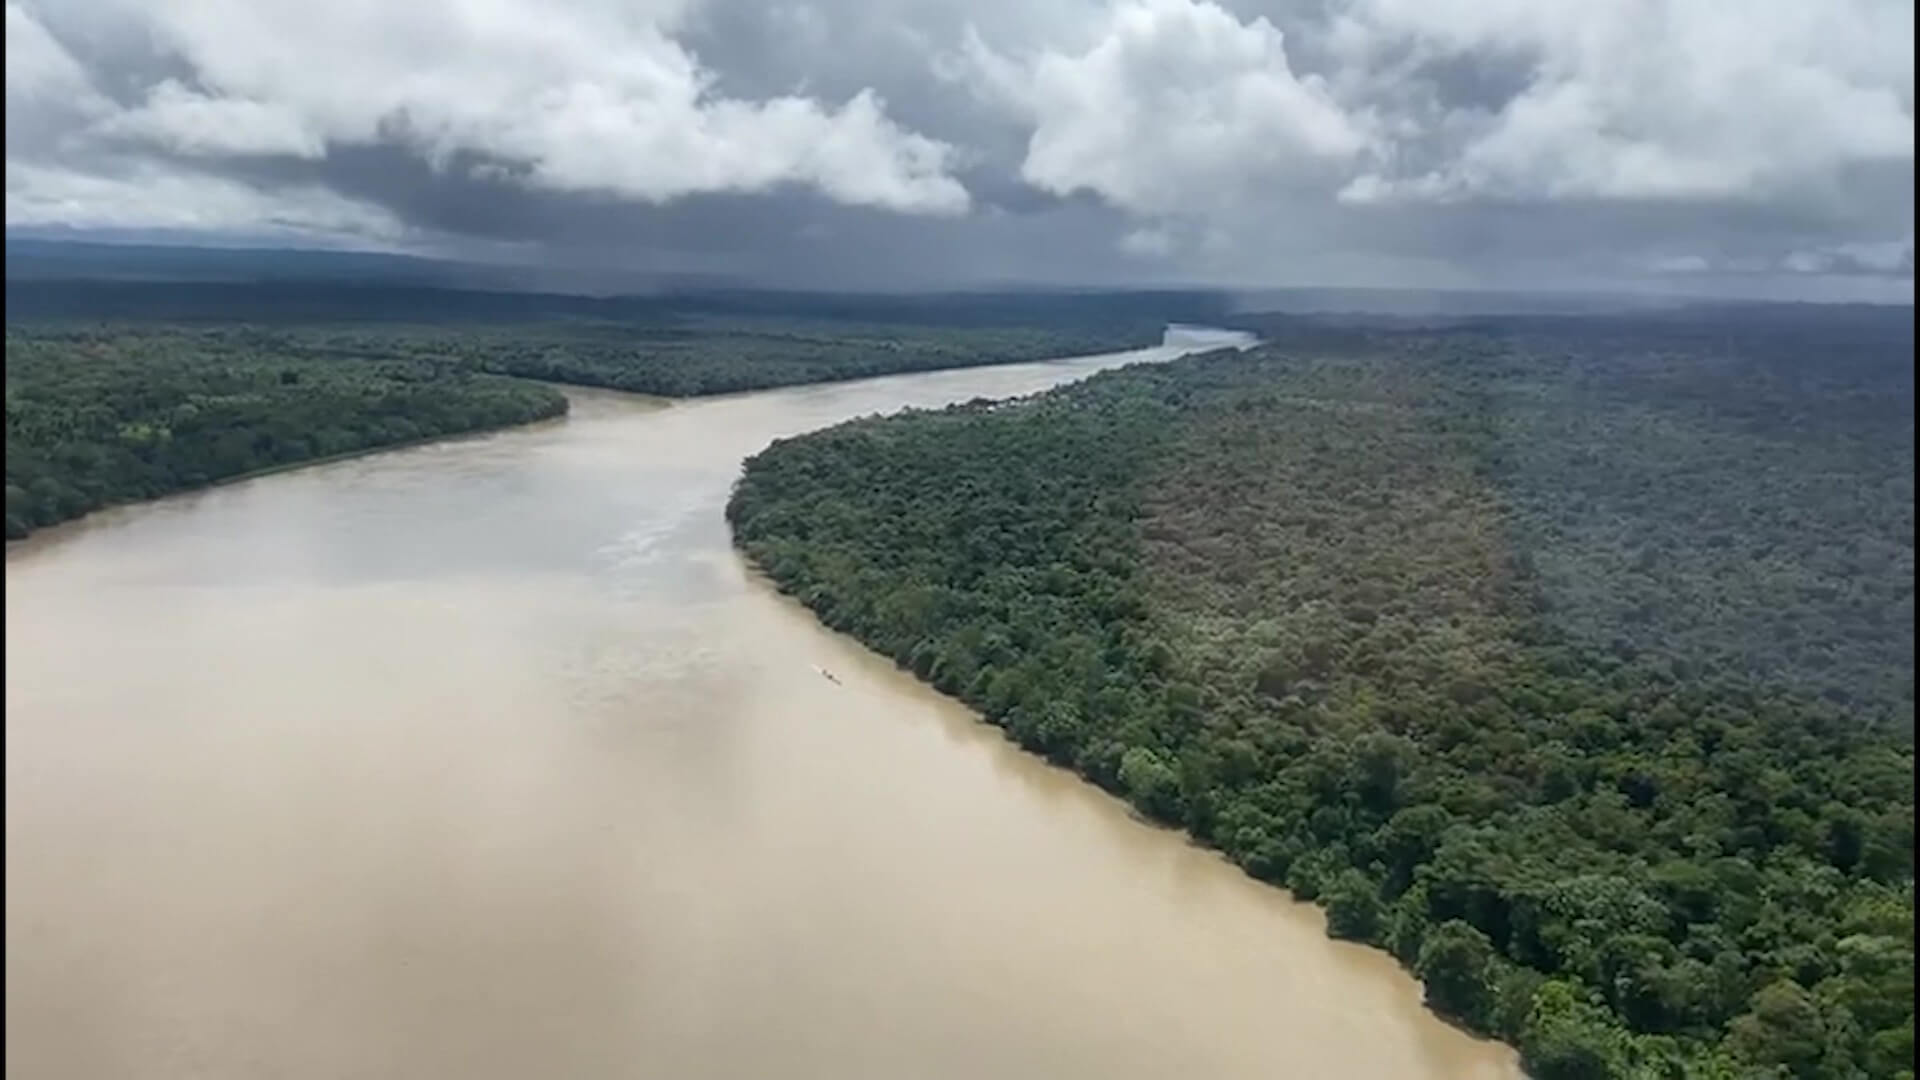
[
  {"xmin": 934, "ymin": 0, "xmax": 1910, "ymax": 290},
  {"xmin": 1647, "ymin": 254, "xmax": 1712, "ymax": 276},
  {"xmin": 6, "ymin": 2, "xmax": 95, "ymax": 103},
  {"xmin": 1644, "ymin": 237, "xmax": 1914, "ymax": 280},
  {"xmin": 9, "ymin": 0, "xmax": 968, "ymax": 216},
  {"xmin": 960, "ymin": 0, "xmax": 1371, "ymax": 215},
  {"xmin": 963, "ymin": 0, "xmax": 1913, "ymax": 211},
  {"xmin": 6, "ymin": 159, "xmax": 407, "ymax": 240},
  {"xmin": 4, "ymin": 0, "xmax": 1913, "ymax": 298},
  {"xmin": 97, "ymin": 80, "xmax": 325, "ymax": 159},
  {"xmin": 1329, "ymin": 0, "xmax": 1914, "ymax": 204},
  {"xmin": 1119, "ymin": 225, "xmax": 1176, "ymax": 258},
  {"xmin": 1782, "ymin": 238, "xmax": 1914, "ymax": 276},
  {"xmin": 6, "ymin": 1, "xmax": 116, "ymax": 151}
]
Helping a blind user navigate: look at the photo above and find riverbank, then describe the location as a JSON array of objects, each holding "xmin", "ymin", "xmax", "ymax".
[
  {"xmin": 5, "ymin": 318, "xmax": 1177, "ymax": 541},
  {"xmin": 8, "ymin": 333, "xmax": 1523, "ymax": 1080},
  {"xmin": 5, "ymin": 324, "xmax": 575, "ymax": 540},
  {"xmin": 727, "ymin": 339, "xmax": 1914, "ymax": 1079},
  {"xmin": 5, "ymin": 406, "xmax": 582, "ymax": 556}
]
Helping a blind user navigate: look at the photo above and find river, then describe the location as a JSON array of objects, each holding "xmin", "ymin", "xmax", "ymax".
[{"xmin": 6, "ymin": 329, "xmax": 1521, "ymax": 1079}]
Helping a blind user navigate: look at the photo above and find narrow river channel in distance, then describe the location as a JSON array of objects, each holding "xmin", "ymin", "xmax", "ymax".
[{"xmin": 6, "ymin": 329, "xmax": 1522, "ymax": 1079}]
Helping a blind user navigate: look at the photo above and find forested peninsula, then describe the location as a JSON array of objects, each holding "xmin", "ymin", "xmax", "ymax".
[
  {"xmin": 728, "ymin": 322, "xmax": 1915, "ymax": 1079},
  {"xmin": 5, "ymin": 315, "xmax": 1156, "ymax": 538},
  {"xmin": 4, "ymin": 326, "xmax": 567, "ymax": 539}
]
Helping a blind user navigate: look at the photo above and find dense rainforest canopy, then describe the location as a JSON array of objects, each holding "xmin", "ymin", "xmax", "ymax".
[
  {"xmin": 4, "ymin": 313, "xmax": 1157, "ymax": 538},
  {"xmin": 4, "ymin": 326, "xmax": 567, "ymax": 538},
  {"xmin": 729, "ymin": 319, "xmax": 1915, "ymax": 1079},
  {"xmin": 9, "ymin": 281, "xmax": 1913, "ymax": 1077},
  {"xmin": 324, "ymin": 318, "xmax": 1157, "ymax": 396}
]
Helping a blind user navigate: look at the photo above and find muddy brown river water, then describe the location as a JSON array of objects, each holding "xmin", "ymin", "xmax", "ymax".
[{"xmin": 6, "ymin": 331, "xmax": 1522, "ymax": 1079}]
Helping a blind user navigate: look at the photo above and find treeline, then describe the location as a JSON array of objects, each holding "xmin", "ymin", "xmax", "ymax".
[
  {"xmin": 451, "ymin": 322, "xmax": 1158, "ymax": 396},
  {"xmin": 728, "ymin": 335, "xmax": 1914, "ymax": 1078},
  {"xmin": 5, "ymin": 326, "xmax": 566, "ymax": 538},
  {"xmin": 272, "ymin": 318, "xmax": 1158, "ymax": 396},
  {"xmin": 6, "ymin": 314, "xmax": 1161, "ymax": 538}
]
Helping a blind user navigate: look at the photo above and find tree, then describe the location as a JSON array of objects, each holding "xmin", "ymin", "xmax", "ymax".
[
  {"xmin": 1725, "ymin": 981, "xmax": 1845, "ymax": 1079},
  {"xmin": 1117, "ymin": 747, "xmax": 1182, "ymax": 822},
  {"xmin": 1418, "ymin": 920, "xmax": 1498, "ymax": 1031},
  {"xmin": 1324, "ymin": 868, "xmax": 1384, "ymax": 942},
  {"xmin": 725, "ymin": 325, "xmax": 1917, "ymax": 1071},
  {"xmin": 1519, "ymin": 980, "xmax": 1632, "ymax": 1080}
]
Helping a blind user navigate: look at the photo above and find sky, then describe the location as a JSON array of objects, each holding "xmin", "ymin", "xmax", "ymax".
[{"xmin": 6, "ymin": 0, "xmax": 1914, "ymax": 299}]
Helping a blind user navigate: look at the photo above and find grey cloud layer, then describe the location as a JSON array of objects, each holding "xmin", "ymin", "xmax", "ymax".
[{"xmin": 6, "ymin": 0, "xmax": 1913, "ymax": 295}]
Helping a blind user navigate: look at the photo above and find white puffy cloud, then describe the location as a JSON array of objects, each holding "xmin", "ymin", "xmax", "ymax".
[
  {"xmin": 97, "ymin": 81, "xmax": 325, "ymax": 159},
  {"xmin": 8, "ymin": 0, "xmax": 968, "ymax": 225},
  {"xmin": 1646, "ymin": 254, "xmax": 1712, "ymax": 276},
  {"xmin": 1642, "ymin": 237, "xmax": 1913, "ymax": 281},
  {"xmin": 6, "ymin": 2, "xmax": 94, "ymax": 102},
  {"xmin": 6, "ymin": 1, "xmax": 115, "ymax": 150},
  {"xmin": 995, "ymin": 0, "xmax": 1911, "ymax": 210},
  {"xmin": 1331, "ymin": 0, "xmax": 1914, "ymax": 204},
  {"xmin": 5, "ymin": 0, "xmax": 1913, "ymax": 295},
  {"xmin": 1118, "ymin": 225, "xmax": 1176, "ymax": 258},
  {"xmin": 1781, "ymin": 237, "xmax": 1914, "ymax": 276},
  {"xmin": 950, "ymin": 0, "xmax": 1911, "ymax": 282},
  {"xmin": 6, "ymin": 160, "xmax": 406, "ymax": 239},
  {"xmin": 962, "ymin": 0, "xmax": 1370, "ymax": 215},
  {"xmin": 6, "ymin": 3, "xmax": 80, "ymax": 95}
]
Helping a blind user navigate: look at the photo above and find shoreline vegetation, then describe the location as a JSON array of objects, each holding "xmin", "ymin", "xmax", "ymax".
[
  {"xmin": 4, "ymin": 325, "xmax": 570, "ymax": 540},
  {"xmin": 3, "ymin": 412, "xmax": 578, "ymax": 553},
  {"xmin": 4, "ymin": 316, "xmax": 1160, "ymax": 539},
  {"xmin": 728, "ymin": 318, "xmax": 1914, "ymax": 1079},
  {"xmin": 9, "ymin": 282, "xmax": 1913, "ymax": 1076}
]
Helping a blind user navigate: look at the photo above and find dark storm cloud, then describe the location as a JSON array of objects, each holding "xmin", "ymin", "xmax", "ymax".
[{"xmin": 5, "ymin": 0, "xmax": 1913, "ymax": 299}]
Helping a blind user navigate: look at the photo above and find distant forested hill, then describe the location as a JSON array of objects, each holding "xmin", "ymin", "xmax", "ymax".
[{"xmin": 729, "ymin": 311, "xmax": 1915, "ymax": 1080}]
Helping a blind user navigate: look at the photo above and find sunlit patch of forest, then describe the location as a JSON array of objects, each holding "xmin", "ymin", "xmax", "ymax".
[{"xmin": 729, "ymin": 314, "xmax": 1915, "ymax": 1080}]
